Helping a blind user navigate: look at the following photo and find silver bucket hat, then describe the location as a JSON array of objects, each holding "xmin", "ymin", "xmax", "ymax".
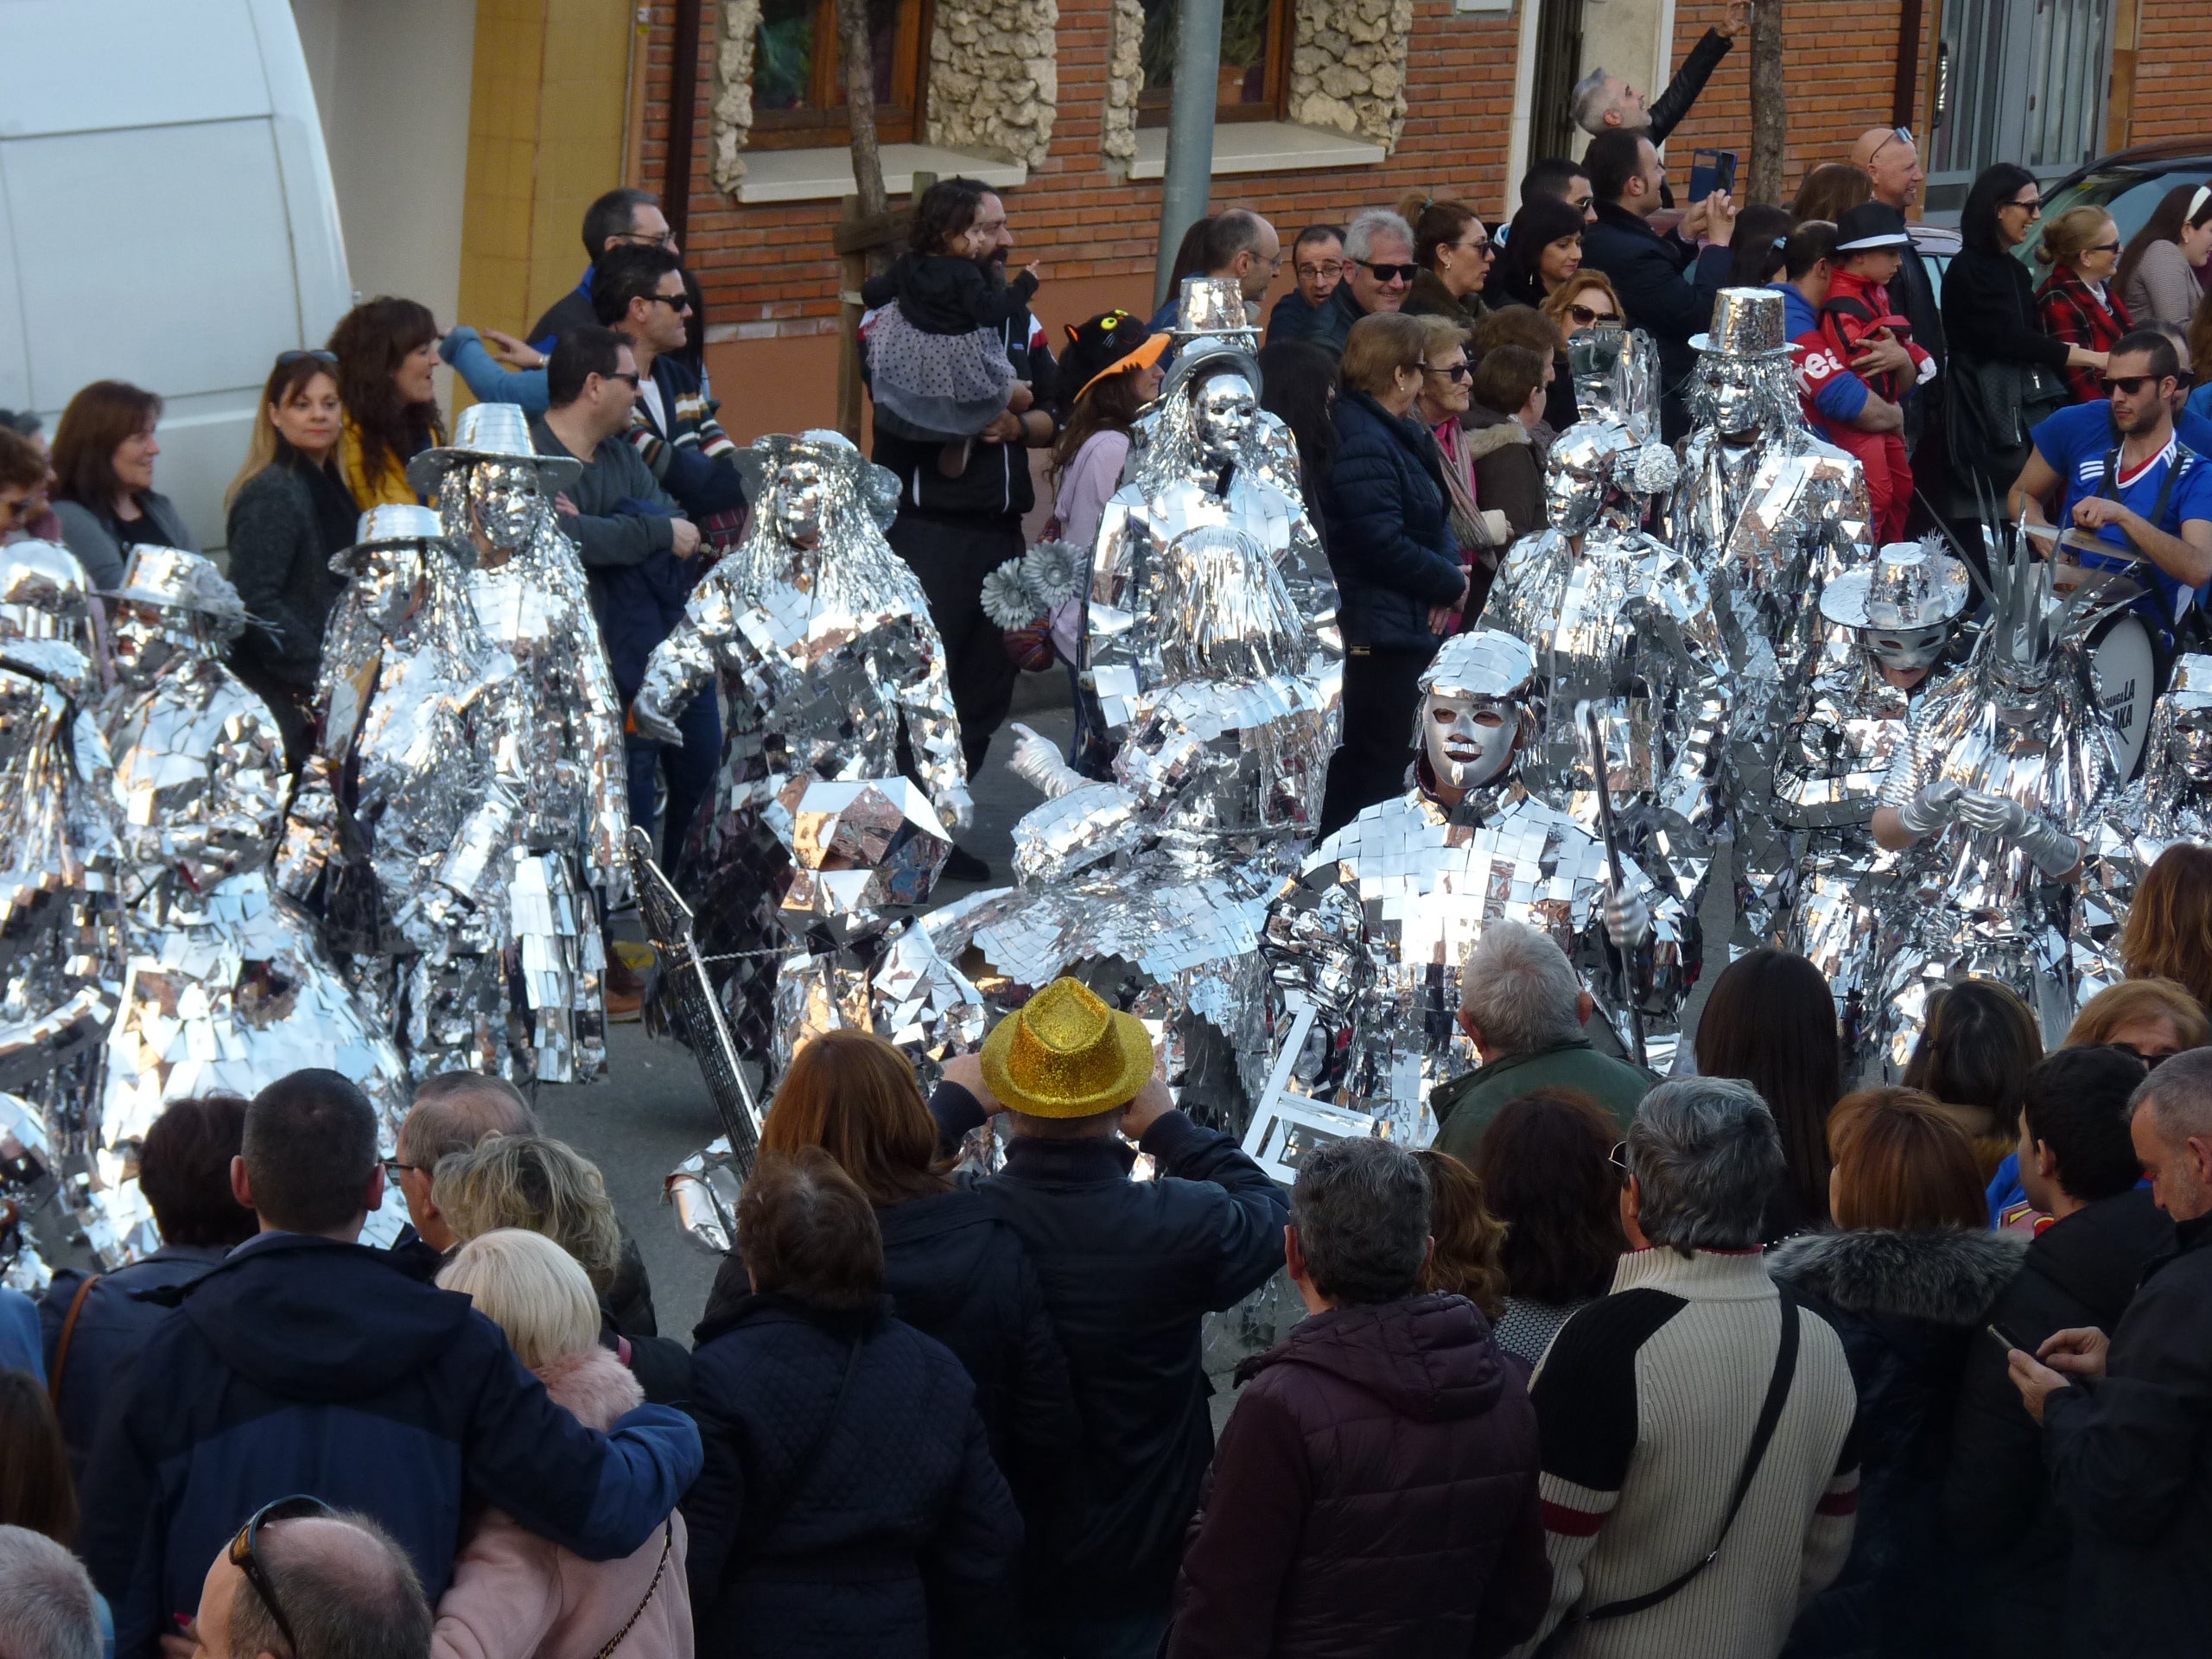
[
  {"xmin": 405, "ymin": 402, "xmax": 582, "ymax": 498},
  {"xmin": 332, "ymin": 503, "xmax": 454, "ymax": 575}
]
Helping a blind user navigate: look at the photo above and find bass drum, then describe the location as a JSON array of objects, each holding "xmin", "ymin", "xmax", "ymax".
[{"xmin": 2086, "ymin": 605, "xmax": 2168, "ymax": 781}]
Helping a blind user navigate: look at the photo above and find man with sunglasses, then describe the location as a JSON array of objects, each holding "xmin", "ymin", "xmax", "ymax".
[
  {"xmin": 2008, "ymin": 330, "xmax": 2212, "ymax": 634},
  {"xmin": 79, "ymin": 1070, "xmax": 701, "ymax": 1659},
  {"xmin": 187, "ymin": 1499, "xmax": 430, "ymax": 1659},
  {"xmin": 1300, "ymin": 207, "xmax": 1416, "ymax": 359}
]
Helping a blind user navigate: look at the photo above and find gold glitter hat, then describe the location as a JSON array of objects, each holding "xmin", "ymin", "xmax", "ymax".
[{"xmin": 981, "ymin": 977, "xmax": 1156, "ymax": 1119}]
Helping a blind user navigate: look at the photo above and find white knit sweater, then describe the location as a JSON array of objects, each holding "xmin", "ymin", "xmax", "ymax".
[{"xmin": 1518, "ymin": 1248, "xmax": 1860, "ymax": 1659}]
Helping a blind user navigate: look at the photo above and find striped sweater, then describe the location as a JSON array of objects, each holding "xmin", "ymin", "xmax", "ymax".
[{"xmin": 1520, "ymin": 1249, "xmax": 1860, "ymax": 1659}]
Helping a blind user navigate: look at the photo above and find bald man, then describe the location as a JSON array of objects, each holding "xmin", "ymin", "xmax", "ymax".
[
  {"xmin": 185, "ymin": 1508, "xmax": 430, "ymax": 1659},
  {"xmin": 1847, "ymin": 125, "xmax": 1947, "ymax": 467}
]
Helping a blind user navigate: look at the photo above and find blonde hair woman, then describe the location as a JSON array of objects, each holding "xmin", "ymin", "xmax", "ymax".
[{"xmin": 433, "ymin": 1230, "xmax": 692, "ymax": 1659}]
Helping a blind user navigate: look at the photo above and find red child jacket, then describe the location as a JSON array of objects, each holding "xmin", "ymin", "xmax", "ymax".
[{"xmin": 1815, "ymin": 269, "xmax": 1935, "ymax": 405}]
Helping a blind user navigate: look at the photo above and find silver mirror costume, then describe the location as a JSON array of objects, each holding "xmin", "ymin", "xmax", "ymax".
[
  {"xmin": 1126, "ymin": 276, "xmax": 1313, "ymax": 512},
  {"xmin": 1484, "ymin": 411, "xmax": 1727, "ymax": 1068},
  {"xmin": 2075, "ymin": 653, "xmax": 2212, "ymax": 1001},
  {"xmin": 1770, "ymin": 540, "xmax": 1972, "ymax": 1071},
  {"xmin": 1869, "ymin": 545, "xmax": 2125, "ymax": 1062},
  {"xmin": 0, "ymin": 541, "xmax": 126, "ymax": 1288},
  {"xmin": 921, "ymin": 341, "xmax": 1341, "ymax": 1127},
  {"xmin": 276, "ymin": 505, "xmax": 532, "ymax": 1081},
  {"xmin": 95, "ymin": 547, "xmax": 409, "ymax": 1261},
  {"xmin": 1665, "ymin": 289, "xmax": 1878, "ymax": 941},
  {"xmin": 629, "ymin": 430, "xmax": 973, "ymax": 1069},
  {"xmin": 416, "ymin": 405, "xmax": 625, "ymax": 1082},
  {"xmin": 1258, "ymin": 630, "xmax": 1684, "ymax": 1143}
]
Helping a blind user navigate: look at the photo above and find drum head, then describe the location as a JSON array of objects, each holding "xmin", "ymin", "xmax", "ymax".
[{"xmin": 2088, "ymin": 609, "xmax": 2161, "ymax": 780}]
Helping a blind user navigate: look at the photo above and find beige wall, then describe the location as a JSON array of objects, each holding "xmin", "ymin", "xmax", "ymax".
[
  {"xmin": 1573, "ymin": 0, "xmax": 1678, "ymax": 155},
  {"xmin": 291, "ymin": 0, "xmax": 478, "ymax": 326}
]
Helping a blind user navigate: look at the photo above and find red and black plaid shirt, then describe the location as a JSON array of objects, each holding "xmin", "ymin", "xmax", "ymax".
[{"xmin": 2037, "ymin": 266, "xmax": 2134, "ymax": 404}]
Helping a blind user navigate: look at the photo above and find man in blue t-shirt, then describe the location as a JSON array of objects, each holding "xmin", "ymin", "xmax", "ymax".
[{"xmin": 2010, "ymin": 330, "xmax": 2212, "ymax": 623}]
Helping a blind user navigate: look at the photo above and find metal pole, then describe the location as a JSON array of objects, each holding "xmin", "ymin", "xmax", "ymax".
[{"xmin": 1154, "ymin": 0, "xmax": 1224, "ymax": 313}]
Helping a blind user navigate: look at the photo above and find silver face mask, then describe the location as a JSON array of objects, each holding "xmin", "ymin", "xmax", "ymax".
[
  {"xmin": 2171, "ymin": 708, "xmax": 2212, "ymax": 783},
  {"xmin": 355, "ymin": 543, "xmax": 427, "ymax": 632},
  {"xmin": 107, "ymin": 600, "xmax": 189, "ymax": 684},
  {"xmin": 466, "ymin": 461, "xmax": 543, "ymax": 550},
  {"xmin": 1194, "ymin": 374, "xmax": 1258, "ymax": 469},
  {"xmin": 1865, "ymin": 621, "xmax": 1948, "ymax": 674},
  {"xmin": 1423, "ymin": 692, "xmax": 1518, "ymax": 790},
  {"xmin": 1702, "ymin": 364, "xmax": 1763, "ymax": 436},
  {"xmin": 775, "ymin": 461, "xmax": 830, "ymax": 546}
]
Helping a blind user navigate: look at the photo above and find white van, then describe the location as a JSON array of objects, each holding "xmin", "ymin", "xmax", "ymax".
[{"xmin": 0, "ymin": 0, "xmax": 351, "ymax": 550}]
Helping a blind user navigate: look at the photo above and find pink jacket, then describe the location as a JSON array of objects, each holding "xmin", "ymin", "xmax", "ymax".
[{"xmin": 432, "ymin": 1349, "xmax": 693, "ymax": 1659}]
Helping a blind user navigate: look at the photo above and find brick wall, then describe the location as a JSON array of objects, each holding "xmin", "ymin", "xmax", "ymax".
[{"xmin": 2126, "ymin": 0, "xmax": 2208, "ymax": 144}]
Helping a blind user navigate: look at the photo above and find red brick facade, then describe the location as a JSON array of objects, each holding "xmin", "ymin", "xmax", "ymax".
[{"xmin": 626, "ymin": 0, "xmax": 2198, "ymax": 437}]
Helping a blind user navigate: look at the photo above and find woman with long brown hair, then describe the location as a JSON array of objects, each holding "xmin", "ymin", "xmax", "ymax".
[
  {"xmin": 1471, "ymin": 1087, "xmax": 1628, "ymax": 1363},
  {"xmin": 758, "ymin": 1028, "xmax": 1073, "ymax": 1503},
  {"xmin": 2120, "ymin": 842, "xmax": 2212, "ymax": 1014},
  {"xmin": 2117, "ymin": 181, "xmax": 2212, "ymax": 328},
  {"xmin": 1694, "ymin": 948, "xmax": 1844, "ymax": 1240},
  {"xmin": 1790, "ymin": 162, "xmax": 1873, "ymax": 226},
  {"xmin": 1415, "ymin": 1147, "xmax": 1507, "ymax": 1320},
  {"xmin": 1901, "ymin": 978, "xmax": 2044, "ymax": 1179},
  {"xmin": 48, "ymin": 378, "xmax": 195, "ymax": 591},
  {"xmin": 1767, "ymin": 1087, "xmax": 2019, "ymax": 1658},
  {"xmin": 1398, "ymin": 194, "xmax": 1494, "ymax": 331},
  {"xmin": 224, "ymin": 351, "xmax": 358, "ymax": 766},
  {"xmin": 0, "ymin": 1368, "xmax": 78, "ymax": 1547},
  {"xmin": 327, "ymin": 296, "xmax": 445, "ymax": 508}
]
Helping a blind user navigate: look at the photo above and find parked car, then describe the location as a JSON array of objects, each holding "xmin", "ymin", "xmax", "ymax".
[
  {"xmin": 2017, "ymin": 140, "xmax": 2212, "ymax": 270},
  {"xmin": 1910, "ymin": 222, "xmax": 1961, "ymax": 302}
]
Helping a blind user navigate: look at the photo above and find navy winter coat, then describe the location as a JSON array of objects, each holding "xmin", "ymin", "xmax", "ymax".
[
  {"xmin": 683, "ymin": 1291, "xmax": 1023, "ymax": 1658},
  {"xmin": 1319, "ymin": 391, "xmax": 1464, "ymax": 652},
  {"xmin": 876, "ymin": 1188, "xmax": 1080, "ymax": 1514},
  {"xmin": 1167, "ymin": 1294, "xmax": 1550, "ymax": 1659},
  {"xmin": 1578, "ymin": 200, "xmax": 1735, "ymax": 440},
  {"xmin": 927, "ymin": 1088, "xmax": 1290, "ymax": 1619},
  {"xmin": 78, "ymin": 1235, "xmax": 702, "ymax": 1659},
  {"xmin": 41, "ymin": 1245, "xmax": 229, "ymax": 1478}
]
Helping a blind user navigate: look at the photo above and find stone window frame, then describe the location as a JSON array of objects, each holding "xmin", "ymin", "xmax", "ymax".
[
  {"xmin": 711, "ymin": 0, "xmax": 1056, "ymax": 193},
  {"xmin": 1102, "ymin": 0, "xmax": 1414, "ymax": 169}
]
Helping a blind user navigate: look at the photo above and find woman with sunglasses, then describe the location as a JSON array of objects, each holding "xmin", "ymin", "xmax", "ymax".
[
  {"xmin": 327, "ymin": 296, "xmax": 446, "ymax": 508},
  {"xmin": 48, "ymin": 378, "xmax": 196, "ymax": 593},
  {"xmin": 1398, "ymin": 194, "xmax": 1495, "ymax": 331},
  {"xmin": 222, "ymin": 351, "xmax": 357, "ymax": 767},
  {"xmin": 1944, "ymin": 164, "xmax": 2106, "ymax": 514},
  {"xmin": 2036, "ymin": 207, "xmax": 2135, "ymax": 403},
  {"xmin": 1486, "ymin": 194, "xmax": 1586, "ymax": 313},
  {"xmin": 2117, "ymin": 181, "xmax": 2212, "ymax": 330},
  {"xmin": 1410, "ymin": 315, "xmax": 1494, "ymax": 627}
]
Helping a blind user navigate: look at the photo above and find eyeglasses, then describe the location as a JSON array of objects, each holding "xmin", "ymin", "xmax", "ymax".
[
  {"xmin": 276, "ymin": 350, "xmax": 338, "ymax": 367},
  {"xmin": 613, "ymin": 230, "xmax": 678, "ymax": 251},
  {"xmin": 607, "ymin": 371, "xmax": 642, "ymax": 388},
  {"xmin": 1567, "ymin": 304, "xmax": 1618, "ymax": 325},
  {"xmin": 231, "ymin": 1495, "xmax": 338, "ymax": 1658},
  {"xmin": 1355, "ymin": 260, "xmax": 1421, "ymax": 284},
  {"xmin": 1608, "ymin": 1139, "xmax": 1631, "ymax": 1180},
  {"xmin": 2108, "ymin": 1043, "xmax": 2175, "ymax": 1069},
  {"xmin": 645, "ymin": 291, "xmax": 694, "ymax": 314},
  {"xmin": 2005, "ymin": 194, "xmax": 2045, "ymax": 215},
  {"xmin": 1869, "ymin": 126, "xmax": 1914, "ymax": 162},
  {"xmin": 378, "ymin": 1157, "xmax": 419, "ymax": 1179},
  {"xmin": 1424, "ymin": 361, "xmax": 1472, "ymax": 381},
  {"xmin": 1459, "ymin": 238, "xmax": 1494, "ymax": 257},
  {"xmin": 2085, "ymin": 241, "xmax": 2123, "ymax": 255},
  {"xmin": 2101, "ymin": 372, "xmax": 2166, "ymax": 397},
  {"xmin": 1295, "ymin": 261, "xmax": 1346, "ymax": 281}
]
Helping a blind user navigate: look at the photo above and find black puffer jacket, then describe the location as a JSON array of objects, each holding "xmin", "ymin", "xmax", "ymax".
[
  {"xmin": 1166, "ymin": 1294, "xmax": 1548, "ymax": 1658},
  {"xmin": 1767, "ymin": 1227, "xmax": 2025, "ymax": 1659},
  {"xmin": 1320, "ymin": 391, "xmax": 1463, "ymax": 652},
  {"xmin": 1942, "ymin": 1188, "xmax": 2171, "ymax": 1657}
]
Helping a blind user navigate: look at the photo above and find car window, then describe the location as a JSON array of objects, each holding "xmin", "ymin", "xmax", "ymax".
[{"xmin": 2024, "ymin": 165, "xmax": 2212, "ymax": 266}]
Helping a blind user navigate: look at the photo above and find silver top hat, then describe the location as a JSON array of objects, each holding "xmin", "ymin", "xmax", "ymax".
[
  {"xmin": 405, "ymin": 402, "xmax": 582, "ymax": 497},
  {"xmin": 2169, "ymin": 653, "xmax": 2212, "ymax": 711},
  {"xmin": 0, "ymin": 540, "xmax": 90, "ymax": 637},
  {"xmin": 334, "ymin": 503, "xmax": 450, "ymax": 574},
  {"xmin": 104, "ymin": 546, "xmax": 247, "ymax": 635},
  {"xmin": 1820, "ymin": 539, "xmax": 1973, "ymax": 629},
  {"xmin": 1421, "ymin": 628, "xmax": 1537, "ymax": 702},
  {"xmin": 1173, "ymin": 276, "xmax": 1258, "ymax": 342},
  {"xmin": 1688, "ymin": 287, "xmax": 1792, "ymax": 358}
]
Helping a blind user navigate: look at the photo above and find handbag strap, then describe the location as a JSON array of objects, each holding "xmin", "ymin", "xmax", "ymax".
[
  {"xmin": 1574, "ymin": 1292, "xmax": 1802, "ymax": 1626},
  {"xmin": 744, "ymin": 1331, "xmax": 863, "ymax": 1544},
  {"xmin": 590, "ymin": 1519, "xmax": 673, "ymax": 1659},
  {"xmin": 47, "ymin": 1274, "xmax": 101, "ymax": 1410}
]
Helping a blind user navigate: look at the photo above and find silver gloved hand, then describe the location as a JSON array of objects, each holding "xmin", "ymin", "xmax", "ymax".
[
  {"xmin": 1603, "ymin": 882, "xmax": 1652, "ymax": 949},
  {"xmin": 933, "ymin": 782, "xmax": 976, "ymax": 836},
  {"xmin": 628, "ymin": 687, "xmax": 683, "ymax": 746},
  {"xmin": 1897, "ymin": 778, "xmax": 1964, "ymax": 837},
  {"xmin": 1006, "ymin": 721, "xmax": 1084, "ymax": 799},
  {"xmin": 1959, "ymin": 790, "xmax": 2081, "ymax": 876}
]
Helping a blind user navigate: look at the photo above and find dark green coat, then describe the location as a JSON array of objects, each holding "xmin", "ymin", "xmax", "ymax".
[{"xmin": 1430, "ymin": 1039, "xmax": 1656, "ymax": 1160}]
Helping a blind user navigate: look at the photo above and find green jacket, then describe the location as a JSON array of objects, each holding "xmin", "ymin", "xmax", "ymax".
[{"xmin": 1430, "ymin": 1039, "xmax": 1657, "ymax": 1160}]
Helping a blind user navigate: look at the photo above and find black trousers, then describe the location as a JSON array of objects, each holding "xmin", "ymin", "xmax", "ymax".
[
  {"xmin": 888, "ymin": 512, "xmax": 1022, "ymax": 777},
  {"xmin": 1318, "ymin": 643, "xmax": 1436, "ymax": 838}
]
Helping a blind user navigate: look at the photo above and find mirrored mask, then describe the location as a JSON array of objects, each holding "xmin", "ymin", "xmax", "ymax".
[
  {"xmin": 107, "ymin": 601, "xmax": 187, "ymax": 683},
  {"xmin": 466, "ymin": 461, "xmax": 543, "ymax": 550},
  {"xmin": 1865, "ymin": 620, "xmax": 1948, "ymax": 674},
  {"xmin": 1194, "ymin": 373, "xmax": 1257, "ymax": 467},
  {"xmin": 2171, "ymin": 707, "xmax": 2212, "ymax": 783},
  {"xmin": 775, "ymin": 461, "xmax": 829, "ymax": 546},
  {"xmin": 1423, "ymin": 692, "xmax": 1518, "ymax": 790},
  {"xmin": 356, "ymin": 543, "xmax": 426, "ymax": 632},
  {"xmin": 1702, "ymin": 364, "xmax": 1763, "ymax": 435}
]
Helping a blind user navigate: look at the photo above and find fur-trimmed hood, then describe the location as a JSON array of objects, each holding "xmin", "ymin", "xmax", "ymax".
[
  {"xmin": 1766, "ymin": 1227, "xmax": 2026, "ymax": 1327},
  {"xmin": 533, "ymin": 1344, "xmax": 645, "ymax": 1431},
  {"xmin": 1460, "ymin": 410, "xmax": 1533, "ymax": 464}
]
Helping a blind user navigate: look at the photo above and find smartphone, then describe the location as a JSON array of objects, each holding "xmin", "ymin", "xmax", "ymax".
[
  {"xmin": 1986, "ymin": 1320, "xmax": 2035, "ymax": 1354},
  {"xmin": 1688, "ymin": 148, "xmax": 1739, "ymax": 205}
]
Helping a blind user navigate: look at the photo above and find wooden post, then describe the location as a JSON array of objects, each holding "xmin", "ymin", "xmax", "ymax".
[
  {"xmin": 1747, "ymin": 0, "xmax": 1788, "ymax": 207},
  {"xmin": 832, "ymin": 172, "xmax": 935, "ymax": 443}
]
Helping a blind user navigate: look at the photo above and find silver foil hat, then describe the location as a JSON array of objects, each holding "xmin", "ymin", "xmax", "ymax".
[
  {"xmin": 732, "ymin": 429, "xmax": 902, "ymax": 535},
  {"xmin": 334, "ymin": 503, "xmax": 450, "ymax": 572},
  {"xmin": 1820, "ymin": 539, "xmax": 1972, "ymax": 629},
  {"xmin": 104, "ymin": 546, "xmax": 248, "ymax": 630},
  {"xmin": 1162, "ymin": 338, "xmax": 1265, "ymax": 410},
  {"xmin": 2168, "ymin": 653, "xmax": 2212, "ymax": 711},
  {"xmin": 1689, "ymin": 287, "xmax": 1792, "ymax": 357},
  {"xmin": 406, "ymin": 402, "xmax": 582, "ymax": 496},
  {"xmin": 1421, "ymin": 628, "xmax": 1537, "ymax": 702},
  {"xmin": 0, "ymin": 539, "xmax": 90, "ymax": 639},
  {"xmin": 1173, "ymin": 276, "xmax": 1259, "ymax": 343}
]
